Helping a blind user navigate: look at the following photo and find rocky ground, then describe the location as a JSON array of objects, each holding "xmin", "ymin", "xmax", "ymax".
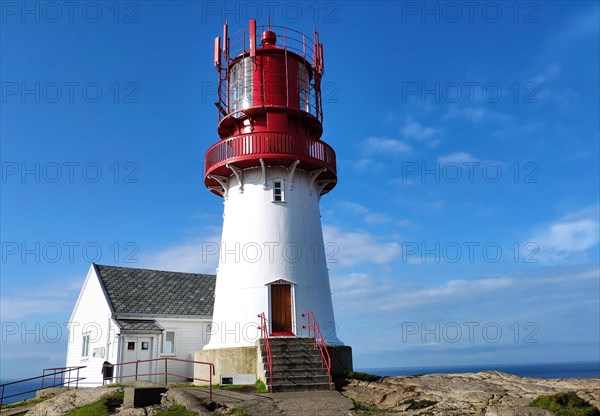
[
  {"xmin": 341, "ymin": 371, "xmax": 600, "ymax": 415},
  {"xmin": 6, "ymin": 371, "xmax": 599, "ymax": 415}
]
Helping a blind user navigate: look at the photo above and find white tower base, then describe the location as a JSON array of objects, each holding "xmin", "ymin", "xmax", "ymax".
[{"xmin": 204, "ymin": 164, "xmax": 342, "ymax": 350}]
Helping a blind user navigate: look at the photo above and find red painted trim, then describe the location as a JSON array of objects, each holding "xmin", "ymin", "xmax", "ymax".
[{"xmin": 204, "ymin": 131, "xmax": 337, "ymax": 192}]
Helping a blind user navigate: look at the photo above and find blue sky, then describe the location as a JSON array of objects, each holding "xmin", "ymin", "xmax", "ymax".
[{"xmin": 1, "ymin": 1, "xmax": 598, "ymax": 379}]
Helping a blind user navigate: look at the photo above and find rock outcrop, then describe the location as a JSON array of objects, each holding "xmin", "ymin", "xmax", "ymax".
[
  {"xmin": 27, "ymin": 387, "xmax": 123, "ymax": 416},
  {"xmin": 342, "ymin": 371, "xmax": 600, "ymax": 415}
]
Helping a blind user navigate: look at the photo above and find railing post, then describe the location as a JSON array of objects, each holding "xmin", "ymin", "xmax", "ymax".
[
  {"xmin": 164, "ymin": 358, "xmax": 168, "ymax": 386},
  {"xmin": 135, "ymin": 361, "xmax": 139, "ymax": 381},
  {"xmin": 209, "ymin": 364, "xmax": 214, "ymax": 401},
  {"xmin": 1, "ymin": 384, "xmax": 5, "ymax": 410},
  {"xmin": 76, "ymin": 368, "xmax": 80, "ymax": 390}
]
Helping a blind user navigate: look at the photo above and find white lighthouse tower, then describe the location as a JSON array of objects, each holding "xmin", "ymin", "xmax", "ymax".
[{"xmin": 199, "ymin": 23, "xmax": 351, "ymax": 382}]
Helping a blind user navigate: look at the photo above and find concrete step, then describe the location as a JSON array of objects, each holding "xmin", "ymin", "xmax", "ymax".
[
  {"xmin": 265, "ymin": 337, "xmax": 313, "ymax": 344},
  {"xmin": 267, "ymin": 374, "xmax": 330, "ymax": 384},
  {"xmin": 270, "ymin": 363, "xmax": 328, "ymax": 372},
  {"xmin": 273, "ymin": 365, "xmax": 327, "ymax": 375},
  {"xmin": 263, "ymin": 353, "xmax": 322, "ymax": 364},
  {"xmin": 267, "ymin": 370, "xmax": 328, "ymax": 378},
  {"xmin": 261, "ymin": 344, "xmax": 315, "ymax": 353},
  {"xmin": 271, "ymin": 383, "xmax": 331, "ymax": 393}
]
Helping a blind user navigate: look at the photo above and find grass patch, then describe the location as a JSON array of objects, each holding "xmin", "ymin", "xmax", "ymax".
[
  {"xmin": 1, "ymin": 395, "xmax": 52, "ymax": 409},
  {"xmin": 226, "ymin": 408, "xmax": 251, "ymax": 416},
  {"xmin": 184, "ymin": 380, "xmax": 267, "ymax": 394},
  {"xmin": 530, "ymin": 392, "xmax": 600, "ymax": 416},
  {"xmin": 350, "ymin": 398, "xmax": 387, "ymax": 413},
  {"xmin": 105, "ymin": 383, "xmax": 125, "ymax": 388},
  {"xmin": 64, "ymin": 391, "xmax": 124, "ymax": 416},
  {"xmin": 155, "ymin": 404, "xmax": 197, "ymax": 416},
  {"xmin": 345, "ymin": 371, "xmax": 382, "ymax": 382},
  {"xmin": 402, "ymin": 398, "xmax": 437, "ymax": 410}
]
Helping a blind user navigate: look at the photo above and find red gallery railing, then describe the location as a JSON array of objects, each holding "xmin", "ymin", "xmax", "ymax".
[
  {"xmin": 302, "ymin": 312, "xmax": 332, "ymax": 390},
  {"xmin": 0, "ymin": 366, "xmax": 86, "ymax": 410},
  {"xmin": 258, "ymin": 312, "xmax": 273, "ymax": 393},
  {"xmin": 204, "ymin": 131, "xmax": 337, "ymax": 178},
  {"xmin": 106, "ymin": 358, "xmax": 215, "ymax": 401}
]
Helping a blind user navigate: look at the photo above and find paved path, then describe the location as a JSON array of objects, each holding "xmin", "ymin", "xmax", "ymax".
[{"xmin": 181, "ymin": 387, "xmax": 354, "ymax": 415}]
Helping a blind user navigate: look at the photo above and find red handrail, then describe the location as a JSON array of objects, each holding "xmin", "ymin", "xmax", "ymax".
[
  {"xmin": 107, "ymin": 358, "xmax": 215, "ymax": 401},
  {"xmin": 0, "ymin": 366, "xmax": 86, "ymax": 410},
  {"xmin": 258, "ymin": 312, "xmax": 273, "ymax": 393},
  {"xmin": 204, "ymin": 131, "xmax": 337, "ymax": 178},
  {"xmin": 302, "ymin": 311, "xmax": 332, "ymax": 390}
]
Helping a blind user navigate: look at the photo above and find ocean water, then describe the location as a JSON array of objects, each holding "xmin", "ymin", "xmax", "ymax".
[
  {"xmin": 358, "ymin": 361, "xmax": 600, "ymax": 379},
  {"xmin": 0, "ymin": 379, "xmax": 45, "ymax": 405}
]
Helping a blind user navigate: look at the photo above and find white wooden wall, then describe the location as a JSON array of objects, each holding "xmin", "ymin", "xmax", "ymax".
[
  {"xmin": 65, "ymin": 265, "xmax": 112, "ymax": 386},
  {"xmin": 154, "ymin": 318, "xmax": 212, "ymax": 382}
]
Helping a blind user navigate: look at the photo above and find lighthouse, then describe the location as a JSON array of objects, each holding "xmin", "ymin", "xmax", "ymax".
[{"xmin": 198, "ymin": 21, "xmax": 351, "ymax": 385}]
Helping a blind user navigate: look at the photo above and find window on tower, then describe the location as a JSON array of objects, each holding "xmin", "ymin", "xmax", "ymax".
[
  {"xmin": 229, "ymin": 57, "xmax": 253, "ymax": 116},
  {"xmin": 298, "ymin": 64, "xmax": 310, "ymax": 113},
  {"xmin": 273, "ymin": 180, "xmax": 284, "ymax": 202}
]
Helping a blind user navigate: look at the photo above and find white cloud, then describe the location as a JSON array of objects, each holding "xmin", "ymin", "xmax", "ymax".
[
  {"xmin": 401, "ymin": 118, "xmax": 440, "ymax": 141},
  {"xmin": 339, "ymin": 201, "xmax": 393, "ymax": 225},
  {"xmin": 331, "ymin": 272, "xmax": 514, "ymax": 316},
  {"xmin": 323, "ymin": 225, "xmax": 401, "ymax": 268},
  {"xmin": 444, "ymin": 106, "xmax": 513, "ymax": 123},
  {"xmin": 437, "ymin": 152, "xmax": 478, "ymax": 165},
  {"xmin": 363, "ymin": 137, "xmax": 412, "ymax": 156},
  {"xmin": 529, "ymin": 207, "xmax": 600, "ymax": 261},
  {"xmin": 534, "ymin": 220, "xmax": 599, "ymax": 257},
  {"xmin": 0, "ymin": 278, "xmax": 82, "ymax": 320},
  {"xmin": 141, "ymin": 235, "xmax": 222, "ymax": 274},
  {"xmin": 533, "ymin": 63, "xmax": 562, "ymax": 84}
]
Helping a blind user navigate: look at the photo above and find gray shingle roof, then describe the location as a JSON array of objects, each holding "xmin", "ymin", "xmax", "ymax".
[
  {"xmin": 95, "ymin": 264, "xmax": 216, "ymax": 317},
  {"xmin": 115, "ymin": 319, "xmax": 163, "ymax": 333}
]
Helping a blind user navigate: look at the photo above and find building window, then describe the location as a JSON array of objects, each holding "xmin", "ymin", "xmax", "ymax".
[
  {"xmin": 162, "ymin": 331, "xmax": 175, "ymax": 354},
  {"xmin": 81, "ymin": 334, "xmax": 90, "ymax": 358},
  {"xmin": 273, "ymin": 180, "xmax": 284, "ymax": 202}
]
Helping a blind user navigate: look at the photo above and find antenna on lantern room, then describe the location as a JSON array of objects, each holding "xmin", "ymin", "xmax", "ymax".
[{"xmin": 249, "ymin": 19, "xmax": 256, "ymax": 58}]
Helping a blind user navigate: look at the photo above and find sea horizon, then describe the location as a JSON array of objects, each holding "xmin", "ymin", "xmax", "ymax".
[{"xmin": 358, "ymin": 360, "xmax": 600, "ymax": 380}]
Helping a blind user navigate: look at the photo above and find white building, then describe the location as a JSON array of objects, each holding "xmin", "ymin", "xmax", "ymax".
[{"xmin": 66, "ymin": 264, "xmax": 215, "ymax": 386}]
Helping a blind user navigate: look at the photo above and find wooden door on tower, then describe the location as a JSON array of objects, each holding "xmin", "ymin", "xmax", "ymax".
[{"xmin": 271, "ymin": 284, "xmax": 292, "ymax": 335}]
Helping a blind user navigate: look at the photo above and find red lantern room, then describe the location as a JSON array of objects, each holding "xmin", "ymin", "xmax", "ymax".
[{"xmin": 204, "ymin": 20, "xmax": 337, "ymax": 197}]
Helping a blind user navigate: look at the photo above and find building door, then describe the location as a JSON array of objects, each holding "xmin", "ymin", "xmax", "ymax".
[
  {"xmin": 121, "ymin": 337, "xmax": 153, "ymax": 381},
  {"xmin": 271, "ymin": 284, "xmax": 292, "ymax": 335}
]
